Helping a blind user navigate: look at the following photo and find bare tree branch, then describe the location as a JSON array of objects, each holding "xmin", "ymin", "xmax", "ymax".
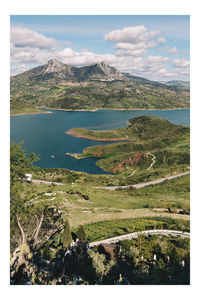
[
  {"xmin": 16, "ymin": 215, "xmax": 26, "ymax": 244},
  {"xmin": 32, "ymin": 213, "xmax": 44, "ymax": 248},
  {"xmin": 31, "ymin": 215, "xmax": 40, "ymax": 239}
]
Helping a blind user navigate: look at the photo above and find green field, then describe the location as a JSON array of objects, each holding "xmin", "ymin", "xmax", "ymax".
[
  {"xmin": 73, "ymin": 217, "xmax": 190, "ymax": 242},
  {"xmin": 20, "ymin": 171, "xmax": 190, "ymax": 231}
]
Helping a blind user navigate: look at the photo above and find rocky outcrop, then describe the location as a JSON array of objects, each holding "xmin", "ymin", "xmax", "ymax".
[{"xmin": 12, "ymin": 59, "xmax": 127, "ymax": 83}]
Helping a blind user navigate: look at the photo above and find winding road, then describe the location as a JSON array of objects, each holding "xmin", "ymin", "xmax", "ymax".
[
  {"xmin": 94, "ymin": 171, "xmax": 190, "ymax": 191},
  {"xmin": 89, "ymin": 229, "xmax": 190, "ymax": 247},
  {"xmin": 32, "ymin": 171, "xmax": 190, "ymax": 190}
]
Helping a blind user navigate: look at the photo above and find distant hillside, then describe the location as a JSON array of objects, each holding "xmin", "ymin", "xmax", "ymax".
[
  {"xmin": 10, "ymin": 59, "xmax": 190, "ymax": 114},
  {"xmin": 159, "ymin": 80, "xmax": 190, "ymax": 89},
  {"xmin": 123, "ymin": 73, "xmax": 168, "ymax": 88}
]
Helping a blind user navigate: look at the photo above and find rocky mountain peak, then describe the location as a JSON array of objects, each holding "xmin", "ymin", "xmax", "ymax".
[
  {"xmin": 45, "ymin": 59, "xmax": 66, "ymax": 73},
  {"xmin": 97, "ymin": 61, "xmax": 106, "ymax": 66},
  {"xmin": 48, "ymin": 58, "xmax": 61, "ymax": 65},
  {"xmin": 96, "ymin": 61, "xmax": 111, "ymax": 69},
  {"xmin": 13, "ymin": 59, "xmax": 127, "ymax": 82},
  {"xmin": 91, "ymin": 61, "xmax": 125, "ymax": 81}
]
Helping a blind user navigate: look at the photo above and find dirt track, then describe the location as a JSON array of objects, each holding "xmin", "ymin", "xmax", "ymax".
[
  {"xmin": 94, "ymin": 171, "xmax": 190, "ymax": 190},
  {"xmin": 90, "ymin": 229, "xmax": 190, "ymax": 246}
]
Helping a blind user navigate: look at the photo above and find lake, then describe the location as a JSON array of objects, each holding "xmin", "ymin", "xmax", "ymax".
[{"xmin": 10, "ymin": 108, "xmax": 190, "ymax": 174}]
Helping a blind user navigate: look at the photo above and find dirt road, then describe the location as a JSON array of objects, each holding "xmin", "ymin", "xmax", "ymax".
[
  {"xmin": 94, "ymin": 171, "xmax": 190, "ymax": 190},
  {"xmin": 89, "ymin": 229, "xmax": 190, "ymax": 247}
]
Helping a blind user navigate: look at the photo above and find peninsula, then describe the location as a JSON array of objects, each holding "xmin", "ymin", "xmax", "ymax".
[{"xmin": 66, "ymin": 116, "xmax": 190, "ymax": 177}]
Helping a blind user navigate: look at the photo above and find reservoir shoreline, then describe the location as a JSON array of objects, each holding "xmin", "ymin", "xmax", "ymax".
[
  {"xmin": 10, "ymin": 108, "xmax": 190, "ymax": 173},
  {"xmin": 11, "ymin": 110, "xmax": 53, "ymax": 116},
  {"xmin": 39, "ymin": 106, "xmax": 190, "ymax": 112},
  {"xmin": 10, "ymin": 107, "xmax": 190, "ymax": 116}
]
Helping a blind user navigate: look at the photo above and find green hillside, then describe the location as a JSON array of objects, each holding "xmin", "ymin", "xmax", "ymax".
[
  {"xmin": 10, "ymin": 60, "xmax": 190, "ymax": 114},
  {"xmin": 67, "ymin": 116, "xmax": 190, "ymax": 177}
]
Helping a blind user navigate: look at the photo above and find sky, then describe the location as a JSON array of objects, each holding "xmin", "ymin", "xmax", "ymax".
[{"xmin": 10, "ymin": 15, "xmax": 190, "ymax": 81}]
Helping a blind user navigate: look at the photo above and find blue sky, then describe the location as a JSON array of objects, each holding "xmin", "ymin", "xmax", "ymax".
[{"xmin": 10, "ymin": 15, "xmax": 190, "ymax": 80}]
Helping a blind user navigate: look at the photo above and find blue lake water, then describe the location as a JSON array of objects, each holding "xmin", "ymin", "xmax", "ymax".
[{"xmin": 10, "ymin": 108, "xmax": 190, "ymax": 174}]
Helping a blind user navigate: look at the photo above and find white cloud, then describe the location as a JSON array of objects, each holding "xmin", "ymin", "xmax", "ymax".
[
  {"xmin": 11, "ymin": 44, "xmax": 56, "ymax": 64},
  {"xmin": 11, "ymin": 26, "xmax": 60, "ymax": 49},
  {"xmin": 171, "ymin": 59, "xmax": 190, "ymax": 77},
  {"xmin": 10, "ymin": 26, "xmax": 62, "ymax": 66},
  {"xmin": 158, "ymin": 45, "xmax": 179, "ymax": 55},
  {"xmin": 104, "ymin": 26, "xmax": 168, "ymax": 58},
  {"xmin": 56, "ymin": 48, "xmax": 118, "ymax": 66},
  {"xmin": 126, "ymin": 56, "xmax": 170, "ymax": 79},
  {"xmin": 104, "ymin": 25, "xmax": 160, "ymax": 44},
  {"xmin": 173, "ymin": 58, "xmax": 190, "ymax": 68},
  {"xmin": 57, "ymin": 48, "xmax": 76, "ymax": 58},
  {"xmin": 168, "ymin": 46, "xmax": 178, "ymax": 54},
  {"xmin": 10, "ymin": 64, "xmax": 31, "ymax": 76},
  {"xmin": 114, "ymin": 42, "xmax": 146, "ymax": 51},
  {"xmin": 113, "ymin": 42, "xmax": 147, "ymax": 57},
  {"xmin": 157, "ymin": 37, "xmax": 166, "ymax": 44},
  {"xmin": 145, "ymin": 56, "xmax": 169, "ymax": 64}
]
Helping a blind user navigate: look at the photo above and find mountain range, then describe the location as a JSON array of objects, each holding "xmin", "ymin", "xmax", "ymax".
[
  {"xmin": 12, "ymin": 59, "xmax": 126, "ymax": 82},
  {"xmin": 10, "ymin": 59, "xmax": 190, "ymax": 114}
]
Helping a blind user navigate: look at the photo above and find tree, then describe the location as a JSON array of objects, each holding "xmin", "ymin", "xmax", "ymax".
[
  {"xmin": 168, "ymin": 245, "xmax": 185, "ymax": 265},
  {"xmin": 76, "ymin": 225, "xmax": 86, "ymax": 241},
  {"xmin": 10, "ymin": 142, "xmax": 39, "ymax": 197},
  {"xmin": 88, "ymin": 251, "xmax": 106, "ymax": 279},
  {"xmin": 10, "ymin": 143, "xmax": 64, "ymax": 283},
  {"xmin": 63, "ymin": 219, "xmax": 72, "ymax": 248}
]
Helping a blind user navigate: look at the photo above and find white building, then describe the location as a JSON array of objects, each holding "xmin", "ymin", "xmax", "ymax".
[{"xmin": 25, "ymin": 173, "xmax": 32, "ymax": 182}]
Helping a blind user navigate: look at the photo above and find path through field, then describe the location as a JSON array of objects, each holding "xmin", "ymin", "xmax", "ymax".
[{"xmin": 146, "ymin": 152, "xmax": 156, "ymax": 170}]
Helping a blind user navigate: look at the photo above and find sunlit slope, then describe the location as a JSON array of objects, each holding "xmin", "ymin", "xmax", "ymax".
[
  {"xmin": 10, "ymin": 60, "xmax": 190, "ymax": 113},
  {"xmin": 67, "ymin": 116, "xmax": 190, "ymax": 176},
  {"xmin": 67, "ymin": 115, "xmax": 189, "ymax": 141}
]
